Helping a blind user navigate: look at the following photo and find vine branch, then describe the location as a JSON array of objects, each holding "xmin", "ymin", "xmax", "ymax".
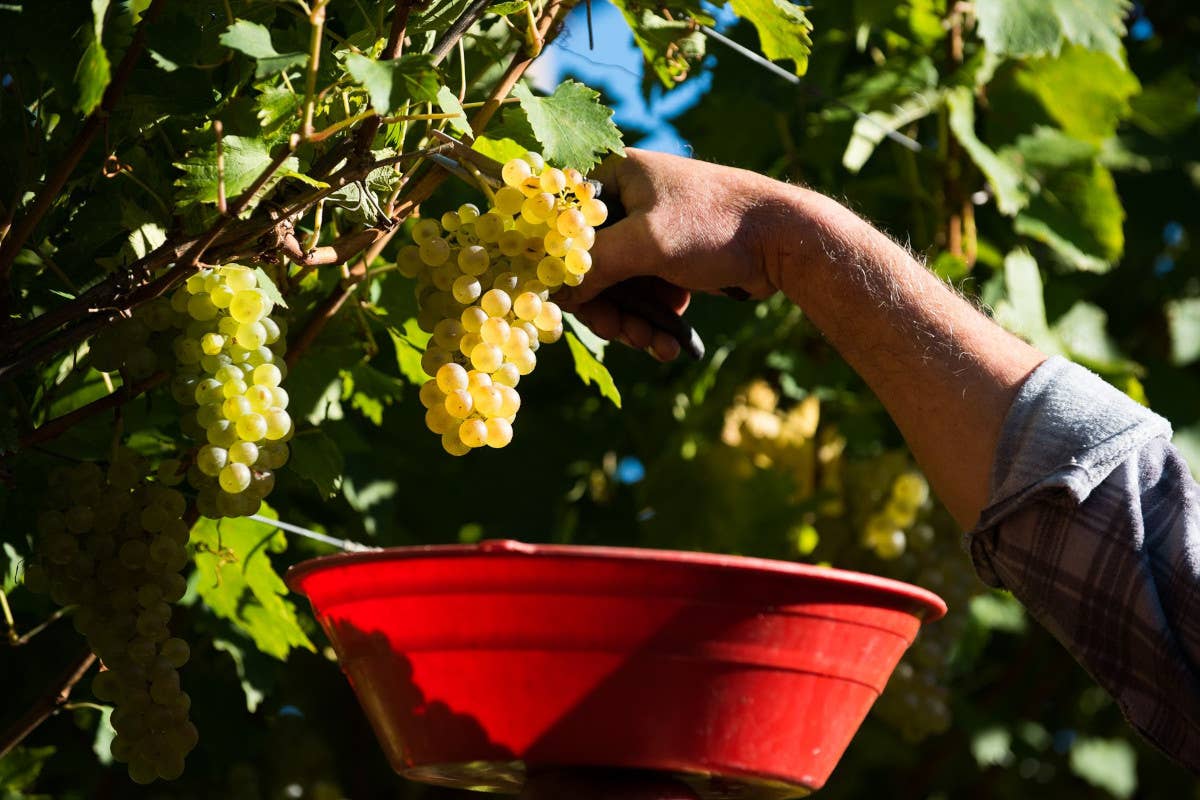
[{"xmin": 0, "ymin": 649, "xmax": 96, "ymax": 760}]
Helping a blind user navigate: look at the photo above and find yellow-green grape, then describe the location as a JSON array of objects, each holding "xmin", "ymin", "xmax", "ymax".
[
  {"xmin": 246, "ymin": 386, "xmax": 274, "ymax": 412},
  {"xmin": 461, "ymin": 306, "xmax": 488, "ymax": 333},
  {"xmin": 411, "ymin": 218, "xmax": 442, "ymax": 245},
  {"xmin": 513, "ymin": 291, "xmax": 543, "ymax": 321},
  {"xmin": 485, "ymin": 418, "xmax": 513, "ymax": 448},
  {"xmin": 252, "ymin": 364, "xmax": 281, "ymax": 387},
  {"xmin": 540, "ymin": 168, "xmax": 567, "ymax": 194},
  {"xmin": 544, "ymin": 230, "xmax": 572, "ymax": 258},
  {"xmin": 536, "ymin": 256, "xmax": 566, "ymax": 287},
  {"xmin": 440, "ymin": 211, "xmax": 462, "ymax": 231},
  {"xmin": 509, "ymin": 346, "xmax": 536, "ymax": 376},
  {"xmin": 503, "ymin": 327, "xmax": 531, "ymax": 358},
  {"xmin": 580, "ymin": 199, "xmax": 608, "ymax": 227},
  {"xmin": 521, "ymin": 193, "xmax": 556, "ymax": 223},
  {"xmin": 224, "ymin": 266, "xmax": 257, "ymax": 291},
  {"xmin": 497, "ymin": 229, "xmax": 526, "ymax": 257},
  {"xmin": 561, "ymin": 270, "xmax": 584, "ymax": 288},
  {"xmin": 556, "ymin": 209, "xmax": 587, "ymax": 238},
  {"xmin": 425, "ymin": 405, "xmax": 456, "ymax": 435},
  {"xmin": 524, "ymin": 152, "xmax": 545, "ymax": 172},
  {"xmin": 444, "ymin": 390, "xmax": 474, "ymax": 418},
  {"xmin": 196, "ymin": 445, "xmax": 228, "ymax": 476},
  {"xmin": 200, "ymin": 333, "xmax": 225, "ymax": 356},
  {"xmin": 534, "ymin": 301, "xmax": 562, "ymax": 331},
  {"xmin": 470, "ymin": 342, "xmax": 504, "ymax": 373},
  {"xmin": 494, "ymin": 186, "xmax": 526, "ymax": 216},
  {"xmin": 459, "ymin": 419, "xmax": 488, "ymax": 448},
  {"xmin": 442, "ymin": 430, "xmax": 471, "ymax": 456},
  {"xmin": 458, "ymin": 332, "xmax": 482, "ymax": 358},
  {"xmin": 236, "ymin": 322, "xmax": 267, "ymax": 349},
  {"xmin": 475, "ymin": 213, "xmax": 505, "ymax": 242},
  {"xmin": 493, "ymin": 272, "xmax": 520, "ymax": 294},
  {"xmin": 458, "ymin": 245, "xmax": 490, "ymax": 276},
  {"xmin": 497, "ymin": 385, "xmax": 521, "ymax": 417},
  {"xmin": 219, "ymin": 463, "xmax": 251, "ymax": 493},
  {"xmin": 563, "ymin": 167, "xmax": 585, "ymax": 189},
  {"xmin": 480, "ymin": 317, "xmax": 511, "ymax": 347},
  {"xmin": 502, "ymin": 158, "xmax": 533, "ymax": 187},
  {"xmin": 437, "ymin": 363, "xmax": 469, "ymax": 393},
  {"xmin": 480, "ymin": 289, "xmax": 512, "ymax": 318},
  {"xmin": 565, "ymin": 249, "xmax": 591, "ymax": 276},
  {"xmin": 517, "ymin": 321, "xmax": 541, "ymax": 351},
  {"xmin": 397, "ymin": 245, "xmax": 424, "ymax": 278},
  {"xmin": 228, "ymin": 290, "xmax": 265, "ymax": 324},
  {"xmin": 419, "ymin": 237, "xmax": 451, "ymax": 266},
  {"xmin": 421, "ymin": 346, "xmax": 452, "ymax": 378},
  {"xmin": 186, "ymin": 294, "xmax": 218, "ymax": 322},
  {"xmin": 892, "ymin": 471, "xmax": 930, "ymax": 506},
  {"xmin": 228, "ymin": 441, "xmax": 258, "ymax": 465},
  {"xmin": 221, "ymin": 379, "xmax": 248, "ymax": 400},
  {"xmin": 458, "ymin": 203, "xmax": 481, "ymax": 222},
  {"xmin": 493, "ymin": 362, "xmax": 520, "ymax": 387},
  {"xmin": 473, "ymin": 386, "xmax": 503, "ymax": 417},
  {"xmin": 433, "ymin": 319, "xmax": 465, "ymax": 351},
  {"xmin": 574, "ymin": 225, "xmax": 596, "ymax": 250},
  {"xmin": 419, "ymin": 380, "xmax": 445, "ymax": 409},
  {"xmin": 263, "ymin": 409, "xmax": 291, "ymax": 440},
  {"xmin": 452, "ymin": 275, "xmax": 483, "ymax": 305},
  {"xmin": 223, "ymin": 396, "xmax": 252, "ymax": 420},
  {"xmin": 538, "ymin": 323, "xmax": 564, "ymax": 345}
]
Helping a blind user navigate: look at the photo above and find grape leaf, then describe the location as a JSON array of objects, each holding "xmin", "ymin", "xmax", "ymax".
[
  {"xmin": 212, "ymin": 637, "xmax": 268, "ymax": 712},
  {"xmin": 1053, "ymin": 302, "xmax": 1135, "ymax": 373},
  {"xmin": 489, "ymin": 1, "xmax": 528, "ymax": 15},
  {"xmin": 0, "ymin": 746, "xmax": 56, "ymax": 792},
  {"xmin": 175, "ymin": 135, "xmax": 299, "ymax": 205},
  {"xmin": 472, "ymin": 135, "xmax": 529, "ymax": 165},
  {"xmin": 992, "ymin": 249, "xmax": 1061, "ymax": 354},
  {"xmin": 340, "ymin": 363, "xmax": 405, "ymax": 425},
  {"xmin": 1130, "ymin": 68, "xmax": 1200, "ymax": 138},
  {"xmin": 843, "ymin": 89, "xmax": 941, "ymax": 173},
  {"xmin": 345, "ymin": 53, "xmax": 440, "ymax": 115},
  {"xmin": 512, "ymin": 80, "xmax": 624, "ymax": 172},
  {"xmin": 388, "ymin": 321, "xmax": 429, "ymax": 386},
  {"xmin": 729, "ymin": 0, "xmax": 813, "ymax": 76},
  {"xmin": 191, "ymin": 506, "xmax": 315, "ymax": 661},
  {"xmin": 1166, "ymin": 298, "xmax": 1200, "ymax": 367},
  {"xmin": 975, "ymin": 0, "xmax": 1130, "ymax": 63},
  {"xmin": 436, "ymin": 85, "xmax": 470, "ymax": 134},
  {"xmin": 611, "ymin": 2, "xmax": 709, "ymax": 87},
  {"xmin": 1015, "ymin": 162, "xmax": 1124, "ymax": 272},
  {"xmin": 75, "ymin": 0, "xmax": 111, "ymax": 115},
  {"xmin": 219, "ymin": 20, "xmax": 307, "ymax": 79},
  {"xmin": 252, "ymin": 267, "xmax": 288, "ymax": 309},
  {"xmin": 1014, "ymin": 46, "xmax": 1140, "ymax": 144},
  {"xmin": 256, "ymin": 85, "xmax": 302, "ymax": 132},
  {"xmin": 288, "ymin": 428, "xmax": 345, "ymax": 498},
  {"xmin": 946, "ymin": 87, "xmax": 1028, "ymax": 216},
  {"xmin": 565, "ymin": 332, "xmax": 621, "ymax": 408}
]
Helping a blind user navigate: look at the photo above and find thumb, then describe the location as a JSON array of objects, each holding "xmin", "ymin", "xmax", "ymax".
[{"xmin": 558, "ymin": 216, "xmax": 647, "ymax": 306}]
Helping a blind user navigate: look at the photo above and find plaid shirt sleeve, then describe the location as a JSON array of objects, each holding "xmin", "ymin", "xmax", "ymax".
[{"xmin": 965, "ymin": 356, "xmax": 1200, "ymax": 772}]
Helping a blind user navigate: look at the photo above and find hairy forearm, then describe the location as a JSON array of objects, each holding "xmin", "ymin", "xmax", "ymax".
[{"xmin": 759, "ymin": 187, "xmax": 1045, "ymax": 528}]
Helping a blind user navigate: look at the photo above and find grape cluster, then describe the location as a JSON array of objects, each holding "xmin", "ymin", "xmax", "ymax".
[
  {"xmin": 398, "ymin": 153, "xmax": 607, "ymax": 455},
  {"xmin": 23, "ymin": 449, "xmax": 197, "ymax": 783},
  {"xmin": 166, "ymin": 265, "xmax": 292, "ymax": 517},
  {"xmin": 861, "ymin": 470, "xmax": 931, "ymax": 560}
]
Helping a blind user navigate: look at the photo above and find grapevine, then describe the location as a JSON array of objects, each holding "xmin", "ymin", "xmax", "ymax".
[{"xmin": 403, "ymin": 154, "xmax": 607, "ymax": 454}]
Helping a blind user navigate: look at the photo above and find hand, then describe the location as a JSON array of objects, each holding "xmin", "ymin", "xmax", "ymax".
[{"xmin": 557, "ymin": 149, "xmax": 789, "ymax": 360}]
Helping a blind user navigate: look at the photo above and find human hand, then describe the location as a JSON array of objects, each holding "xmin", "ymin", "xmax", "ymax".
[{"xmin": 556, "ymin": 149, "xmax": 790, "ymax": 360}]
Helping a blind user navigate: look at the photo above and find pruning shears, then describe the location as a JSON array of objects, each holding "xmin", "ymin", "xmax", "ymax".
[{"xmin": 426, "ymin": 130, "xmax": 706, "ymax": 360}]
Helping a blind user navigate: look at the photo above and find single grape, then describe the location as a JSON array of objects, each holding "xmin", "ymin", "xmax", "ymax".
[{"xmin": 458, "ymin": 419, "xmax": 488, "ymax": 448}]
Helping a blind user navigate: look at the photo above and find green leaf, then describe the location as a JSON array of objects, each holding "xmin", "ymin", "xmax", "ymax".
[
  {"xmin": 0, "ymin": 746, "xmax": 56, "ymax": 792},
  {"xmin": 219, "ymin": 20, "xmax": 307, "ymax": 79},
  {"xmin": 252, "ymin": 267, "xmax": 288, "ymax": 309},
  {"xmin": 512, "ymin": 80, "xmax": 624, "ymax": 172},
  {"xmin": 345, "ymin": 53, "xmax": 440, "ymax": 115},
  {"xmin": 1130, "ymin": 69, "xmax": 1200, "ymax": 138},
  {"xmin": 388, "ymin": 322, "xmax": 429, "ymax": 385},
  {"xmin": 488, "ymin": 1, "xmax": 528, "ymax": 15},
  {"xmin": 729, "ymin": 0, "xmax": 813, "ymax": 76},
  {"xmin": 288, "ymin": 428, "xmax": 345, "ymax": 498},
  {"xmin": 1009, "ymin": 126, "xmax": 1097, "ymax": 170},
  {"xmin": 946, "ymin": 87, "xmax": 1028, "ymax": 215},
  {"xmin": 975, "ymin": 0, "xmax": 1130, "ymax": 63},
  {"xmin": 564, "ymin": 312, "xmax": 608, "ymax": 360},
  {"xmin": 436, "ymin": 85, "xmax": 470, "ymax": 134},
  {"xmin": 992, "ymin": 249, "xmax": 1059, "ymax": 353},
  {"xmin": 1166, "ymin": 297, "xmax": 1200, "ymax": 367},
  {"xmin": 191, "ymin": 507, "xmax": 315, "ymax": 660},
  {"xmin": 256, "ymin": 86, "xmax": 302, "ymax": 132},
  {"xmin": 175, "ymin": 135, "xmax": 299, "ymax": 206},
  {"xmin": 472, "ymin": 135, "xmax": 529, "ymax": 166},
  {"xmin": 1069, "ymin": 737, "xmax": 1137, "ymax": 799},
  {"xmin": 611, "ymin": 3, "xmax": 709, "ymax": 87},
  {"xmin": 1014, "ymin": 46, "xmax": 1140, "ymax": 144},
  {"xmin": 1052, "ymin": 301, "xmax": 1135, "ymax": 373},
  {"xmin": 340, "ymin": 363, "xmax": 405, "ymax": 425},
  {"xmin": 212, "ymin": 637, "xmax": 267, "ymax": 712},
  {"xmin": 565, "ymin": 332, "xmax": 621, "ymax": 408},
  {"xmin": 843, "ymin": 89, "xmax": 941, "ymax": 173},
  {"xmin": 74, "ymin": 0, "xmax": 111, "ymax": 115},
  {"xmin": 969, "ymin": 591, "xmax": 1027, "ymax": 633},
  {"xmin": 1014, "ymin": 162, "xmax": 1125, "ymax": 272},
  {"xmin": 92, "ymin": 707, "xmax": 115, "ymax": 766}
]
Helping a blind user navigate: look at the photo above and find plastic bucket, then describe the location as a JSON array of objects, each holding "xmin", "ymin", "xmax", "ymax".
[{"xmin": 287, "ymin": 541, "xmax": 945, "ymax": 798}]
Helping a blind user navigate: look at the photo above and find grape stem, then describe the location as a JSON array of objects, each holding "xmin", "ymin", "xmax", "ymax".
[
  {"xmin": 0, "ymin": 649, "xmax": 96, "ymax": 760},
  {"xmin": 0, "ymin": 599, "xmax": 71, "ymax": 648}
]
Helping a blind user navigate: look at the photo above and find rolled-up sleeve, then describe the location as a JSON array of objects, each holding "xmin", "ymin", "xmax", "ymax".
[{"xmin": 965, "ymin": 356, "xmax": 1200, "ymax": 771}]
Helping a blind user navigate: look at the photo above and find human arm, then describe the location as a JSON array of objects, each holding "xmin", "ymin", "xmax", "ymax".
[{"xmin": 561, "ymin": 148, "xmax": 1045, "ymax": 529}]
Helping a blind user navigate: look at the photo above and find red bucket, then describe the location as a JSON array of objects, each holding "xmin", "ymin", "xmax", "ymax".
[{"xmin": 287, "ymin": 541, "xmax": 945, "ymax": 797}]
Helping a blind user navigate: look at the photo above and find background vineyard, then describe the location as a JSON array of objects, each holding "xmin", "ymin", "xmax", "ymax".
[{"xmin": 1, "ymin": 0, "xmax": 1199, "ymax": 798}]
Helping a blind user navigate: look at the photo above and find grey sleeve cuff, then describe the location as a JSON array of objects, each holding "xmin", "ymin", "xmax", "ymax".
[{"xmin": 965, "ymin": 356, "xmax": 1173, "ymax": 586}]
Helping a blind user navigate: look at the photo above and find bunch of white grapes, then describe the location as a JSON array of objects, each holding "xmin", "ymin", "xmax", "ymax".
[
  {"xmin": 397, "ymin": 153, "xmax": 607, "ymax": 455},
  {"xmin": 23, "ymin": 450, "xmax": 197, "ymax": 783},
  {"xmin": 166, "ymin": 265, "xmax": 292, "ymax": 518},
  {"xmin": 861, "ymin": 470, "xmax": 931, "ymax": 560}
]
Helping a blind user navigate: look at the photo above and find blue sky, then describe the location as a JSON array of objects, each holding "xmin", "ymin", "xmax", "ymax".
[{"xmin": 529, "ymin": 0, "xmax": 717, "ymax": 155}]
